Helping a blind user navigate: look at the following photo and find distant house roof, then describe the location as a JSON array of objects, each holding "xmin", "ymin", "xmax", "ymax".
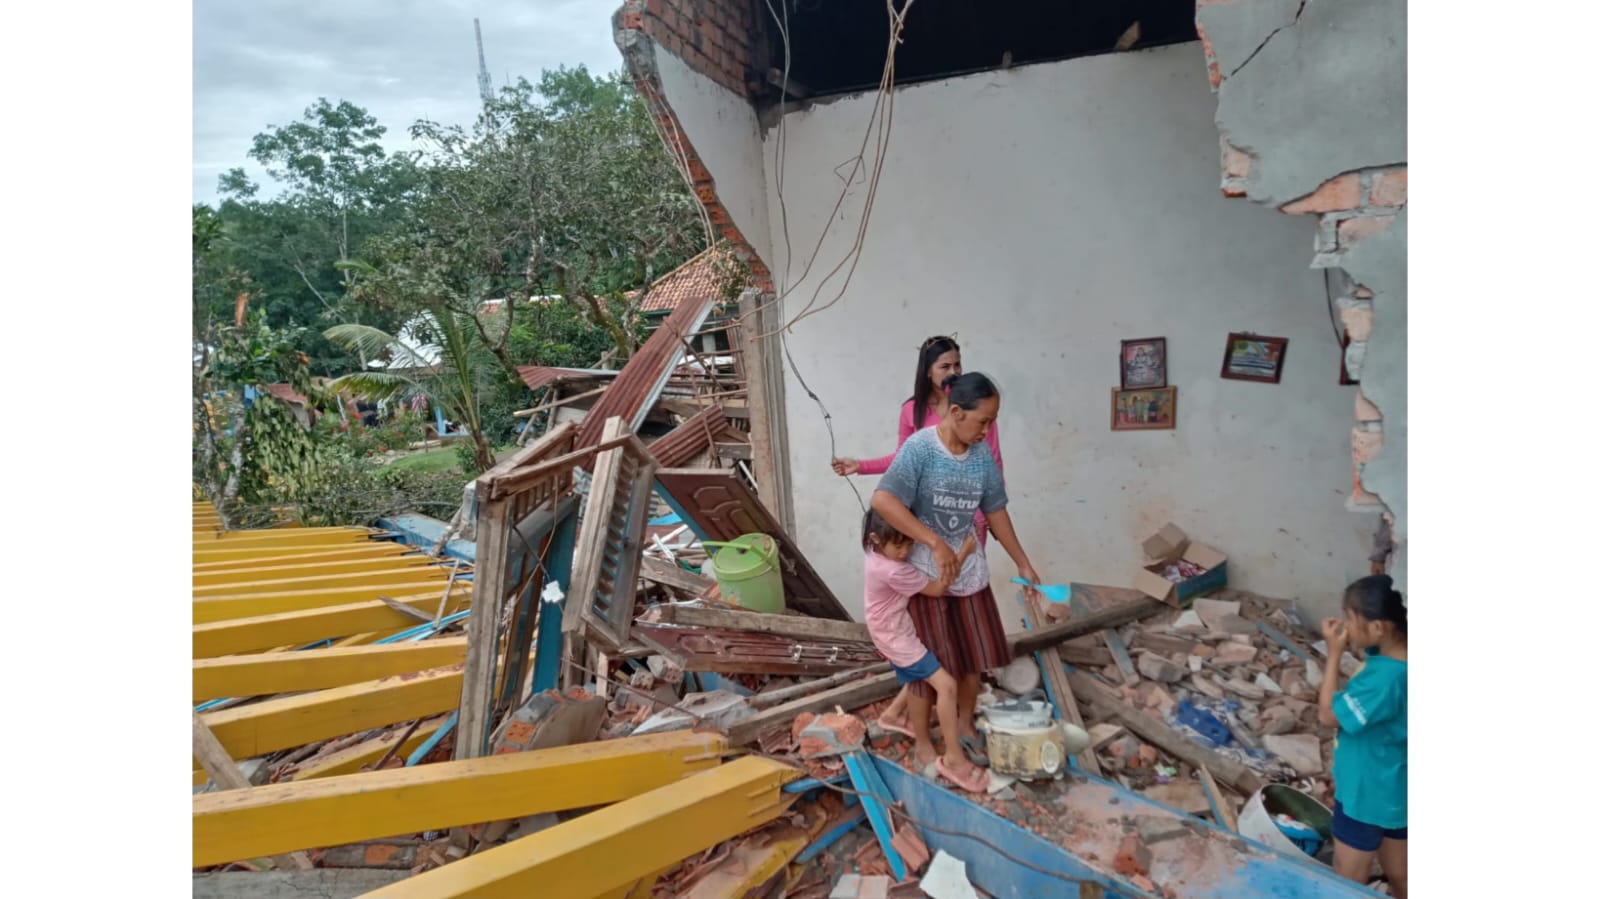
[
  {"xmin": 263, "ymin": 383, "xmax": 308, "ymax": 405},
  {"xmin": 638, "ymin": 246, "xmax": 734, "ymax": 314}
]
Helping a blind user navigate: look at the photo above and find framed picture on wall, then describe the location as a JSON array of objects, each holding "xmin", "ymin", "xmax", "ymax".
[
  {"xmin": 1111, "ymin": 386, "xmax": 1177, "ymax": 431},
  {"xmin": 1219, "ymin": 332, "xmax": 1289, "ymax": 383},
  {"xmin": 1339, "ymin": 330, "xmax": 1359, "ymax": 385},
  {"xmin": 1120, "ymin": 337, "xmax": 1167, "ymax": 390}
]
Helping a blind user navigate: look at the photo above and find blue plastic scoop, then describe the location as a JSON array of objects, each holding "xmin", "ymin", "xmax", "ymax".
[{"xmin": 1011, "ymin": 578, "xmax": 1070, "ymax": 603}]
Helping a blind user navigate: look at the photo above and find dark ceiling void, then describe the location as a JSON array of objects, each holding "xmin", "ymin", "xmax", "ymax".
[{"xmin": 753, "ymin": 0, "xmax": 1200, "ymax": 102}]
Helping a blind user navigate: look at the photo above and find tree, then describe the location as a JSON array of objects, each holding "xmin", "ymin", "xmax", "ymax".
[
  {"xmin": 350, "ymin": 67, "xmax": 705, "ymax": 368},
  {"xmin": 206, "ymin": 99, "xmax": 418, "ymax": 374},
  {"xmin": 323, "ymin": 312, "xmax": 503, "ymax": 474}
]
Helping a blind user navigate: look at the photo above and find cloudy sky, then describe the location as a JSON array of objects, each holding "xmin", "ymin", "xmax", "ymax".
[{"xmin": 193, "ymin": 0, "xmax": 627, "ymax": 204}]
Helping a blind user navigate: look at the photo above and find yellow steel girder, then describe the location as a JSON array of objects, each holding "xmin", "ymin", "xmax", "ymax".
[
  {"xmin": 193, "ymin": 526, "xmax": 373, "ymax": 546},
  {"xmin": 193, "ymin": 554, "xmax": 440, "ymax": 588},
  {"xmin": 193, "ymin": 544, "xmax": 411, "ymax": 568},
  {"xmin": 193, "ymin": 581, "xmax": 465, "ymax": 624},
  {"xmin": 192, "ymin": 731, "xmax": 729, "ymax": 867},
  {"xmin": 197, "ymin": 664, "xmax": 464, "ymax": 762},
  {"xmin": 352, "ymin": 755, "xmax": 797, "ymax": 899},
  {"xmin": 193, "ymin": 568, "xmax": 451, "ymax": 600},
  {"xmin": 193, "ymin": 638, "xmax": 469, "ymax": 703},
  {"xmin": 192, "ymin": 594, "xmax": 468, "ymax": 657}
]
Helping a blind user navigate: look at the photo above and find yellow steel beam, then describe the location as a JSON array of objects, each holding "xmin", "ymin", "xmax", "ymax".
[
  {"xmin": 194, "ymin": 582, "xmax": 469, "ymax": 624},
  {"xmin": 193, "ymin": 568, "xmax": 451, "ymax": 599},
  {"xmin": 199, "ymin": 664, "xmax": 464, "ymax": 763},
  {"xmin": 193, "ymin": 544, "xmax": 412, "ymax": 569},
  {"xmin": 194, "ymin": 639, "xmax": 469, "ymax": 703},
  {"xmin": 192, "ymin": 594, "xmax": 468, "ymax": 658},
  {"xmin": 283, "ymin": 716, "xmax": 449, "ymax": 781},
  {"xmin": 193, "ymin": 555, "xmax": 439, "ymax": 588},
  {"xmin": 192, "ymin": 731, "xmax": 729, "ymax": 866},
  {"xmin": 352, "ymin": 756, "xmax": 796, "ymax": 899},
  {"xmin": 194, "ymin": 526, "xmax": 374, "ymax": 546},
  {"xmin": 679, "ymin": 823, "xmax": 810, "ymax": 899}
]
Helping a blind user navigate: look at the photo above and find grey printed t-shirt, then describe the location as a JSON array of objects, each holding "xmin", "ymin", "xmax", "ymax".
[{"xmin": 876, "ymin": 427, "xmax": 1008, "ymax": 595}]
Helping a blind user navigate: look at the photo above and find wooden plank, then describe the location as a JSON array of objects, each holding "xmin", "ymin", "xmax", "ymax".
[
  {"xmin": 727, "ymin": 671, "xmax": 899, "ymax": 745},
  {"xmin": 284, "ymin": 717, "xmax": 449, "ymax": 781},
  {"xmin": 349, "ymin": 756, "xmax": 796, "ymax": 899},
  {"xmin": 1087, "ymin": 723, "xmax": 1126, "ymax": 749},
  {"xmin": 200, "ymin": 664, "xmax": 465, "ymax": 762},
  {"xmin": 734, "ymin": 291, "xmax": 794, "ymax": 534},
  {"xmin": 1103, "ymin": 630, "xmax": 1139, "ymax": 684},
  {"xmin": 192, "ymin": 713, "xmax": 314, "ymax": 871},
  {"xmin": 654, "ymin": 605, "xmax": 871, "ymax": 644},
  {"xmin": 193, "ymin": 731, "xmax": 729, "ymax": 866},
  {"xmin": 1059, "ymin": 645, "xmax": 1113, "ymax": 668},
  {"xmin": 632, "ymin": 623, "xmax": 881, "ymax": 676},
  {"xmin": 1139, "ymin": 781, "xmax": 1213, "ymax": 816},
  {"xmin": 1007, "ymin": 598, "xmax": 1166, "ymax": 656},
  {"xmin": 193, "ymin": 593, "xmax": 472, "ymax": 658},
  {"xmin": 564, "ymin": 417, "xmax": 657, "ymax": 652},
  {"xmin": 655, "ymin": 468, "xmax": 849, "ymax": 621},
  {"xmin": 637, "ymin": 557, "xmax": 714, "ymax": 596},
  {"xmin": 748, "ymin": 663, "xmax": 893, "ymax": 709},
  {"xmin": 192, "ymin": 639, "xmax": 469, "ymax": 703},
  {"xmin": 1064, "ymin": 670, "xmax": 1265, "ymax": 795},
  {"xmin": 1198, "ymin": 766, "xmax": 1239, "ymax": 833},
  {"xmin": 1020, "ymin": 594, "xmax": 1101, "ymax": 777}
]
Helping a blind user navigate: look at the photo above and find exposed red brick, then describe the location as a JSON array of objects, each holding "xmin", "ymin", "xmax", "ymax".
[
  {"xmin": 891, "ymin": 825, "xmax": 931, "ymax": 874},
  {"xmin": 1195, "ymin": 22, "xmax": 1223, "ymax": 89},
  {"xmin": 621, "ymin": 10, "xmax": 644, "ymax": 30},
  {"xmin": 502, "ymin": 720, "xmax": 536, "ymax": 744},
  {"xmin": 1352, "ymin": 427, "xmax": 1383, "ymax": 464},
  {"xmin": 1355, "ymin": 390, "xmax": 1382, "ymax": 422},
  {"xmin": 1114, "ymin": 834, "xmax": 1152, "ymax": 877},
  {"xmin": 1340, "ymin": 304, "xmax": 1373, "ymax": 341},
  {"xmin": 1354, "ymin": 286, "xmax": 1374, "ymax": 299},
  {"xmin": 1222, "ymin": 143, "xmax": 1252, "ymax": 180},
  {"xmin": 365, "ymin": 844, "xmax": 401, "ymax": 866},
  {"xmin": 1369, "ymin": 168, "xmax": 1407, "ymax": 207},
  {"xmin": 1281, "ymin": 174, "xmax": 1361, "ymax": 214},
  {"xmin": 1350, "ymin": 467, "xmax": 1383, "ymax": 507},
  {"xmin": 1338, "ymin": 213, "xmax": 1397, "ymax": 246}
]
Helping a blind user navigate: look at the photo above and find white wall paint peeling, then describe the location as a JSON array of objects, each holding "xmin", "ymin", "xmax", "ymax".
[
  {"xmin": 759, "ymin": 43, "xmax": 1370, "ymax": 622},
  {"xmin": 652, "ymin": 49, "xmax": 773, "ymax": 263}
]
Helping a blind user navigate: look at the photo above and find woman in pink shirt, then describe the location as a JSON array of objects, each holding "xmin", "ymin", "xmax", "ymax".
[
  {"xmin": 832, "ymin": 336, "xmax": 1006, "ymax": 763},
  {"xmin": 831, "ymin": 335, "xmax": 1005, "ymax": 546}
]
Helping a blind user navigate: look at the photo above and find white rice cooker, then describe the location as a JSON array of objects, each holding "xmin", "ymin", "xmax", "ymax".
[{"xmin": 977, "ymin": 691, "xmax": 1091, "ymax": 781}]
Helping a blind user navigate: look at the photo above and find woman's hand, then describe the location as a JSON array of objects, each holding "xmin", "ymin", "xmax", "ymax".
[
  {"xmin": 1016, "ymin": 563, "xmax": 1044, "ymax": 604},
  {"xmin": 931, "ymin": 540, "xmax": 960, "ymax": 583},
  {"xmin": 1321, "ymin": 617, "xmax": 1348, "ymax": 648},
  {"xmin": 831, "ymin": 457, "xmax": 860, "ymax": 477}
]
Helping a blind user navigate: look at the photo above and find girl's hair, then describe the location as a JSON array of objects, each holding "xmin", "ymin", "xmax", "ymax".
[
  {"xmin": 911, "ymin": 335, "xmax": 961, "ymax": 430},
  {"xmin": 862, "ymin": 509, "xmax": 912, "ymax": 550},
  {"xmin": 1342, "ymin": 574, "xmax": 1407, "ymax": 636},
  {"xmin": 946, "ymin": 371, "xmax": 1000, "ymax": 411}
]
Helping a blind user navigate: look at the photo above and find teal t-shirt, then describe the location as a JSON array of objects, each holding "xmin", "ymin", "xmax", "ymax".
[{"xmin": 1331, "ymin": 648, "xmax": 1407, "ymax": 828}]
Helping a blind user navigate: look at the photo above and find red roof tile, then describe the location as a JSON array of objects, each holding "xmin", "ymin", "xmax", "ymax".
[{"xmin": 638, "ymin": 246, "xmax": 734, "ymax": 314}]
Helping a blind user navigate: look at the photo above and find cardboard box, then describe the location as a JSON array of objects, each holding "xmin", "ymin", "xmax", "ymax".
[{"xmin": 1134, "ymin": 522, "xmax": 1228, "ymax": 607}]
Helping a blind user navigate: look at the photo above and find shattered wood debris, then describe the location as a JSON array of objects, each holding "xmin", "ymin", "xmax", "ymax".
[{"xmin": 194, "ymin": 352, "xmax": 1349, "ymax": 899}]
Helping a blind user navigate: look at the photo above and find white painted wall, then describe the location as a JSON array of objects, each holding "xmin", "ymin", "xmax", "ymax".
[
  {"xmin": 654, "ymin": 49, "xmax": 773, "ymax": 263},
  {"xmin": 761, "ymin": 43, "xmax": 1371, "ymax": 623}
]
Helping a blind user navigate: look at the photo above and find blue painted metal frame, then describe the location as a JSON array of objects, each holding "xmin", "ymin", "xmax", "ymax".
[
  {"xmin": 407, "ymin": 710, "xmax": 459, "ymax": 766},
  {"xmin": 794, "ymin": 804, "xmax": 866, "ymax": 865},
  {"xmin": 869, "ymin": 754, "xmax": 1384, "ymax": 899},
  {"xmin": 530, "ymin": 511, "xmax": 579, "ymax": 694},
  {"xmin": 843, "ymin": 751, "xmax": 907, "ymax": 881}
]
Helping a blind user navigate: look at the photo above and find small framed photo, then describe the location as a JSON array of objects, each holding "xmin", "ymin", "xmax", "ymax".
[
  {"xmin": 1220, "ymin": 333, "xmax": 1289, "ymax": 384},
  {"xmin": 1120, "ymin": 337, "xmax": 1167, "ymax": 390},
  {"xmin": 1112, "ymin": 386, "xmax": 1177, "ymax": 431},
  {"xmin": 1339, "ymin": 330, "xmax": 1359, "ymax": 385}
]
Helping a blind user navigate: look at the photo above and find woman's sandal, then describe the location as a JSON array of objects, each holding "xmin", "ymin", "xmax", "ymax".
[
  {"xmin": 936, "ymin": 756, "xmax": 990, "ymax": 793},
  {"xmin": 877, "ymin": 715, "xmax": 917, "ymax": 740},
  {"xmin": 958, "ymin": 734, "xmax": 990, "ymax": 767}
]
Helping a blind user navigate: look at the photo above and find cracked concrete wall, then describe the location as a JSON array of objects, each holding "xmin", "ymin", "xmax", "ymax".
[
  {"xmin": 762, "ymin": 44, "xmax": 1371, "ymax": 622},
  {"xmin": 1198, "ymin": 0, "xmax": 1407, "ymax": 592}
]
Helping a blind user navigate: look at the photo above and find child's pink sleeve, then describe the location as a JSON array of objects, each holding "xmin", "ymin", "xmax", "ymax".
[{"xmin": 855, "ymin": 401, "xmax": 916, "ymax": 476}]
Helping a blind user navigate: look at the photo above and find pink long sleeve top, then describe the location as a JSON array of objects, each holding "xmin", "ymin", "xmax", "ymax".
[{"xmin": 858, "ymin": 399, "xmax": 1005, "ymax": 545}]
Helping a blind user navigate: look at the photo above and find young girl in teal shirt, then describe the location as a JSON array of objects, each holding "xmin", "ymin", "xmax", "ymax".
[{"xmin": 1319, "ymin": 575, "xmax": 1408, "ymax": 898}]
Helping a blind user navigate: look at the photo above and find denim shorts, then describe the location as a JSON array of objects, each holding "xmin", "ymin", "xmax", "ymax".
[
  {"xmin": 1331, "ymin": 800, "xmax": 1407, "ymax": 852},
  {"xmin": 890, "ymin": 650, "xmax": 942, "ymax": 685}
]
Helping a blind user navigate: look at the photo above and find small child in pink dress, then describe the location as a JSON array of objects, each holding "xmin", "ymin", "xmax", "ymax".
[{"xmin": 861, "ymin": 509, "xmax": 987, "ymax": 793}]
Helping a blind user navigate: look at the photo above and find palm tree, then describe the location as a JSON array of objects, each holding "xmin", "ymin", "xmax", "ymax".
[{"xmin": 324, "ymin": 311, "xmax": 500, "ymax": 473}]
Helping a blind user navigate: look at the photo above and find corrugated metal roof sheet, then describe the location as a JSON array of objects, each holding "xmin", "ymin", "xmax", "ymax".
[
  {"xmin": 573, "ymin": 287, "xmax": 720, "ymax": 456},
  {"xmin": 646, "ymin": 405, "xmax": 736, "ymax": 469},
  {"xmin": 516, "ymin": 366, "xmax": 619, "ymax": 393}
]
